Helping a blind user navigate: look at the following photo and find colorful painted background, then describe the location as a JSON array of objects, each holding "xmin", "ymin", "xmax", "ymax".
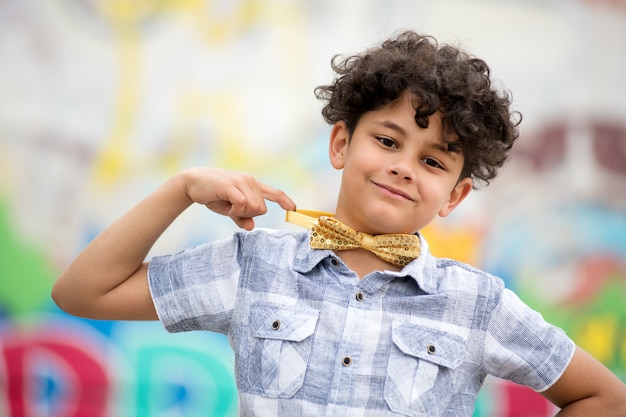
[{"xmin": 1, "ymin": 0, "xmax": 625, "ymax": 416}]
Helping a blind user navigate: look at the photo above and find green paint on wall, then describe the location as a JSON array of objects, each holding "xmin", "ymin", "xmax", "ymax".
[{"xmin": 0, "ymin": 202, "xmax": 55, "ymax": 316}]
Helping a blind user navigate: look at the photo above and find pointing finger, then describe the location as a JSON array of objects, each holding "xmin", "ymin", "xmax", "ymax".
[{"xmin": 259, "ymin": 183, "xmax": 296, "ymax": 211}]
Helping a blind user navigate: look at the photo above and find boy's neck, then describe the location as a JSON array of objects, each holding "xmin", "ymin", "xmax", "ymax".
[{"xmin": 334, "ymin": 248, "xmax": 402, "ymax": 279}]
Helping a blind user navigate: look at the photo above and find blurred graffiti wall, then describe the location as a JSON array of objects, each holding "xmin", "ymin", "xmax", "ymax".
[{"xmin": 1, "ymin": 0, "xmax": 625, "ymax": 415}]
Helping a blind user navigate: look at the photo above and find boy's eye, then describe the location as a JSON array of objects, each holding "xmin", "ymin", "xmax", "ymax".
[
  {"xmin": 377, "ymin": 137, "xmax": 397, "ymax": 148},
  {"xmin": 423, "ymin": 157, "xmax": 444, "ymax": 169}
]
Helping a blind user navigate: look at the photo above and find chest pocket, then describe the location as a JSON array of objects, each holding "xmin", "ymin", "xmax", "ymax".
[
  {"xmin": 245, "ymin": 301, "xmax": 319, "ymax": 398},
  {"xmin": 384, "ymin": 321, "xmax": 467, "ymax": 416}
]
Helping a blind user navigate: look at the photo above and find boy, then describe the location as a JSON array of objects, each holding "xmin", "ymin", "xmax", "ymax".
[{"xmin": 52, "ymin": 31, "xmax": 626, "ymax": 416}]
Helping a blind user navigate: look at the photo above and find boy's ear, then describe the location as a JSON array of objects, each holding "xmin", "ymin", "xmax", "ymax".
[
  {"xmin": 438, "ymin": 177, "xmax": 473, "ymax": 217},
  {"xmin": 329, "ymin": 121, "xmax": 350, "ymax": 169}
]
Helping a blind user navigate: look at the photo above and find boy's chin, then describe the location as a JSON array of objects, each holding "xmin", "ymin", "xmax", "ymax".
[
  {"xmin": 336, "ymin": 204, "xmax": 426, "ymax": 234},
  {"xmin": 364, "ymin": 218, "xmax": 422, "ymax": 236}
]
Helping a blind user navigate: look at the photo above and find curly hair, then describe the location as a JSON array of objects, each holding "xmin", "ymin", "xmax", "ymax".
[{"xmin": 314, "ymin": 31, "xmax": 521, "ymax": 187}]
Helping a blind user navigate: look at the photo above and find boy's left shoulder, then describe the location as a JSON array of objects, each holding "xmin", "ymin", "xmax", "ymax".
[
  {"xmin": 413, "ymin": 235, "xmax": 505, "ymax": 296},
  {"xmin": 426, "ymin": 255, "xmax": 506, "ymax": 296}
]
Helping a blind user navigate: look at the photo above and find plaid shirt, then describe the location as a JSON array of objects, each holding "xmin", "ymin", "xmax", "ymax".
[{"xmin": 148, "ymin": 228, "xmax": 574, "ymax": 417}]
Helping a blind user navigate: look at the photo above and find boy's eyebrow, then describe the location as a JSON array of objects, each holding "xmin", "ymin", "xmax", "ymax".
[
  {"xmin": 374, "ymin": 120, "xmax": 408, "ymax": 137},
  {"xmin": 434, "ymin": 141, "xmax": 462, "ymax": 155}
]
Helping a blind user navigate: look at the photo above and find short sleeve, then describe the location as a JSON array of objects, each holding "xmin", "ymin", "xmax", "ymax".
[
  {"xmin": 482, "ymin": 287, "xmax": 576, "ymax": 392},
  {"xmin": 147, "ymin": 236, "xmax": 241, "ymax": 334}
]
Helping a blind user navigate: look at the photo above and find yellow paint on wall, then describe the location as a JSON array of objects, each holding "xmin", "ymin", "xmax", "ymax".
[
  {"xmin": 92, "ymin": 2, "xmax": 143, "ymax": 186},
  {"xmin": 575, "ymin": 315, "xmax": 617, "ymax": 366},
  {"xmin": 88, "ymin": 0, "xmax": 309, "ymax": 187},
  {"xmin": 421, "ymin": 222, "xmax": 482, "ymax": 265}
]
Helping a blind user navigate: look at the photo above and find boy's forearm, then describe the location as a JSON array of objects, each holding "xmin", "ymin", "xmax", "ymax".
[
  {"xmin": 52, "ymin": 166, "xmax": 295, "ymax": 319},
  {"xmin": 52, "ymin": 172, "xmax": 193, "ymax": 318}
]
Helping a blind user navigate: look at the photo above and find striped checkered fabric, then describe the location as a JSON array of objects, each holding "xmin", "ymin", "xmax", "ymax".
[{"xmin": 148, "ymin": 228, "xmax": 575, "ymax": 417}]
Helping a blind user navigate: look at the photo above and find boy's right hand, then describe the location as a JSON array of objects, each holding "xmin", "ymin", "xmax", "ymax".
[{"xmin": 183, "ymin": 167, "xmax": 297, "ymax": 230}]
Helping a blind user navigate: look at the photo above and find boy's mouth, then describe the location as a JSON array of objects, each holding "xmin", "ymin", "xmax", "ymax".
[{"xmin": 372, "ymin": 181, "xmax": 415, "ymax": 201}]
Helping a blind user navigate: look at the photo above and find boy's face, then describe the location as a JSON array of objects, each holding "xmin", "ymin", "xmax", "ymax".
[{"xmin": 329, "ymin": 93, "xmax": 473, "ymax": 235}]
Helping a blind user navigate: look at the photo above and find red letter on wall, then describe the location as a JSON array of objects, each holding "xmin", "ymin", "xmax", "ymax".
[{"xmin": 2, "ymin": 331, "xmax": 109, "ymax": 417}]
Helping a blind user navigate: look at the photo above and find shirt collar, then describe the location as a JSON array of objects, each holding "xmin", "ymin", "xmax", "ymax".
[
  {"xmin": 292, "ymin": 231, "xmax": 439, "ymax": 295},
  {"xmin": 292, "ymin": 229, "xmax": 331, "ymax": 272},
  {"xmin": 392, "ymin": 234, "xmax": 439, "ymax": 294}
]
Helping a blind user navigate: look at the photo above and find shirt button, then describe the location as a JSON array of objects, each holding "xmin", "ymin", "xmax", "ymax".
[
  {"xmin": 271, "ymin": 320, "xmax": 281, "ymax": 330},
  {"xmin": 330, "ymin": 258, "xmax": 339, "ymax": 267},
  {"xmin": 355, "ymin": 291, "xmax": 364, "ymax": 302},
  {"xmin": 427, "ymin": 344, "xmax": 436, "ymax": 355},
  {"xmin": 341, "ymin": 356, "xmax": 352, "ymax": 367}
]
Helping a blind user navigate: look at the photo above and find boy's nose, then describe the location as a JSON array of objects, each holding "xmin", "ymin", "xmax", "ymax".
[
  {"xmin": 390, "ymin": 169, "xmax": 412, "ymax": 180},
  {"xmin": 388, "ymin": 157, "xmax": 415, "ymax": 180}
]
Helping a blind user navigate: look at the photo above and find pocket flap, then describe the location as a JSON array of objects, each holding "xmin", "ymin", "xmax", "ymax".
[
  {"xmin": 251, "ymin": 302, "xmax": 320, "ymax": 342},
  {"xmin": 391, "ymin": 321, "xmax": 466, "ymax": 369}
]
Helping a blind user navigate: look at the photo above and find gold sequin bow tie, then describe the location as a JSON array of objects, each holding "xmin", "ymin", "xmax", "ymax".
[{"xmin": 285, "ymin": 210, "xmax": 420, "ymax": 266}]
